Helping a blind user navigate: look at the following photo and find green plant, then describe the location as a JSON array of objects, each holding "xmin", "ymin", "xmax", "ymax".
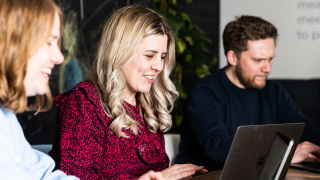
[{"xmin": 154, "ymin": 0, "xmax": 216, "ymax": 130}]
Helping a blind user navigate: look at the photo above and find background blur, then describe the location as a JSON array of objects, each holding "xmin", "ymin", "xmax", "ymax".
[
  {"xmin": 20, "ymin": 0, "xmax": 320, "ymax": 145},
  {"xmin": 18, "ymin": 0, "xmax": 219, "ymax": 144}
]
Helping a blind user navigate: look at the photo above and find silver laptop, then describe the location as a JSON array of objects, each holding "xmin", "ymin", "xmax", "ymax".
[{"xmin": 219, "ymin": 123, "xmax": 305, "ymax": 180}]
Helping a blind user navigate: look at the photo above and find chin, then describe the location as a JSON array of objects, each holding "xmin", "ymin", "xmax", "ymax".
[
  {"xmin": 139, "ymin": 89, "xmax": 151, "ymax": 93},
  {"xmin": 139, "ymin": 87, "xmax": 152, "ymax": 93},
  {"xmin": 253, "ymin": 82, "xmax": 266, "ymax": 89},
  {"xmin": 35, "ymin": 87, "xmax": 48, "ymax": 96}
]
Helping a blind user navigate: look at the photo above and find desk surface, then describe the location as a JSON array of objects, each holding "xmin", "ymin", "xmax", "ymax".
[{"xmin": 192, "ymin": 168, "xmax": 320, "ymax": 180}]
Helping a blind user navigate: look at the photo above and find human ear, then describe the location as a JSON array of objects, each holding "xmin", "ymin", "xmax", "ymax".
[{"xmin": 226, "ymin": 50, "xmax": 238, "ymax": 66}]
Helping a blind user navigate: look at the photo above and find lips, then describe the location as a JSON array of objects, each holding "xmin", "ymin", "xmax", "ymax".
[{"xmin": 256, "ymin": 75, "xmax": 267, "ymax": 79}]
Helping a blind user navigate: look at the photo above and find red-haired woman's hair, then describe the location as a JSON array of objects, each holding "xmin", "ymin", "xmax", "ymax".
[{"xmin": 0, "ymin": 0, "xmax": 63, "ymax": 113}]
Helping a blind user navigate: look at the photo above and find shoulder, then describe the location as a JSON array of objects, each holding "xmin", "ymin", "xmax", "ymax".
[
  {"xmin": 54, "ymin": 80, "xmax": 101, "ymax": 108},
  {"xmin": 189, "ymin": 69, "xmax": 226, "ymax": 98},
  {"xmin": 54, "ymin": 81, "xmax": 112, "ymax": 126},
  {"xmin": 0, "ymin": 108, "xmax": 14, "ymax": 120},
  {"xmin": 0, "ymin": 108, "xmax": 19, "ymax": 128},
  {"xmin": 199, "ymin": 70, "xmax": 222, "ymax": 86},
  {"xmin": 0, "ymin": 108, "xmax": 15, "ymax": 135}
]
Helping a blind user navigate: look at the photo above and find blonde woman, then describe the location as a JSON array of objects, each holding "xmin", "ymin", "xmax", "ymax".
[
  {"xmin": 49, "ymin": 5, "xmax": 207, "ymax": 180},
  {"xmin": 0, "ymin": 1, "xmax": 164, "ymax": 179}
]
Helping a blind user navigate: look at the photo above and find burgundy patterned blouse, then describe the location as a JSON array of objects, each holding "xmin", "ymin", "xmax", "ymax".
[{"xmin": 49, "ymin": 80, "xmax": 169, "ymax": 180}]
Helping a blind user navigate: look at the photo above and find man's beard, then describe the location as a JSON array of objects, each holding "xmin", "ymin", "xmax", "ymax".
[{"xmin": 235, "ymin": 65, "xmax": 267, "ymax": 89}]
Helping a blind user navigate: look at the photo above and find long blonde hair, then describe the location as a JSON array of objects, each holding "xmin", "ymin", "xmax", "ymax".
[
  {"xmin": 89, "ymin": 5, "xmax": 178, "ymax": 137},
  {"xmin": 0, "ymin": 0, "xmax": 62, "ymax": 113}
]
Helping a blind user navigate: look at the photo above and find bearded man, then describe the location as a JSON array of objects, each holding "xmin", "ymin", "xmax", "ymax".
[{"xmin": 175, "ymin": 15, "xmax": 320, "ymax": 173}]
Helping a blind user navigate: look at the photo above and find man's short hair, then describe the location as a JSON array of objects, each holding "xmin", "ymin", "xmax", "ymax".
[{"xmin": 222, "ymin": 15, "xmax": 278, "ymax": 59}]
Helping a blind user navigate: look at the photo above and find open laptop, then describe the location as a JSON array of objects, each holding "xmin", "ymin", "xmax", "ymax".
[
  {"xmin": 219, "ymin": 123, "xmax": 305, "ymax": 180},
  {"xmin": 290, "ymin": 161, "xmax": 320, "ymax": 173}
]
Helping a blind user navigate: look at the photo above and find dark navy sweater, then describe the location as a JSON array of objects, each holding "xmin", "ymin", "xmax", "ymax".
[{"xmin": 175, "ymin": 68, "xmax": 320, "ymax": 172}]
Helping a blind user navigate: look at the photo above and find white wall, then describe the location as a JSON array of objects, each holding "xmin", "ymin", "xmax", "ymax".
[{"xmin": 220, "ymin": 0, "xmax": 320, "ymax": 79}]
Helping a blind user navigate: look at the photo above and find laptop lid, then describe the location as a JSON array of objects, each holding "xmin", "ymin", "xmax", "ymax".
[{"xmin": 219, "ymin": 123, "xmax": 305, "ymax": 180}]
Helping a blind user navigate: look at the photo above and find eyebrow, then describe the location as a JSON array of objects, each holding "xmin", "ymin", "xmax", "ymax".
[
  {"xmin": 145, "ymin": 50, "xmax": 167, "ymax": 54},
  {"xmin": 268, "ymin": 55, "xmax": 276, "ymax": 59},
  {"xmin": 49, "ymin": 35, "xmax": 59, "ymax": 39},
  {"xmin": 253, "ymin": 54, "xmax": 276, "ymax": 60}
]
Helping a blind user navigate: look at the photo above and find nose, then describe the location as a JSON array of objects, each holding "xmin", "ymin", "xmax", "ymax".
[
  {"xmin": 51, "ymin": 47, "xmax": 64, "ymax": 65},
  {"xmin": 262, "ymin": 60, "xmax": 272, "ymax": 73},
  {"xmin": 151, "ymin": 55, "xmax": 164, "ymax": 72}
]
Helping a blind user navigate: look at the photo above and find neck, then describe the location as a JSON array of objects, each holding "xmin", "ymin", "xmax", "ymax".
[
  {"xmin": 123, "ymin": 89, "xmax": 137, "ymax": 106},
  {"xmin": 225, "ymin": 66, "xmax": 245, "ymax": 89}
]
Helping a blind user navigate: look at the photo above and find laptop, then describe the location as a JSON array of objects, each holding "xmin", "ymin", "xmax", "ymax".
[
  {"xmin": 219, "ymin": 123, "xmax": 305, "ymax": 180},
  {"xmin": 290, "ymin": 161, "xmax": 320, "ymax": 173}
]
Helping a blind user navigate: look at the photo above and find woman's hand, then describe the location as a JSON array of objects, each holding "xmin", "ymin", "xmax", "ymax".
[
  {"xmin": 160, "ymin": 164, "xmax": 207, "ymax": 180},
  {"xmin": 139, "ymin": 170, "xmax": 164, "ymax": 180}
]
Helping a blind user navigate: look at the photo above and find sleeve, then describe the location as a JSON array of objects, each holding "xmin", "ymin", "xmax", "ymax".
[
  {"xmin": 155, "ymin": 131, "xmax": 169, "ymax": 172},
  {"xmin": 275, "ymin": 83, "xmax": 320, "ymax": 144},
  {"xmin": 184, "ymin": 84, "xmax": 233, "ymax": 164},
  {"xmin": 50, "ymin": 90, "xmax": 108, "ymax": 180},
  {"xmin": 0, "ymin": 112, "xmax": 78, "ymax": 180}
]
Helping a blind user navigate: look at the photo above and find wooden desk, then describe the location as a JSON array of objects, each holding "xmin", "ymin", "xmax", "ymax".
[
  {"xmin": 286, "ymin": 168, "xmax": 320, "ymax": 180},
  {"xmin": 193, "ymin": 168, "xmax": 320, "ymax": 180}
]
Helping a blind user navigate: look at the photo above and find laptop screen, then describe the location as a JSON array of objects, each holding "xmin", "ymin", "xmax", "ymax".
[{"xmin": 258, "ymin": 132, "xmax": 294, "ymax": 180}]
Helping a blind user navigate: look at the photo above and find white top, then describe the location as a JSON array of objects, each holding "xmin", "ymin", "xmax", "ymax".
[{"xmin": 0, "ymin": 108, "xmax": 79, "ymax": 180}]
